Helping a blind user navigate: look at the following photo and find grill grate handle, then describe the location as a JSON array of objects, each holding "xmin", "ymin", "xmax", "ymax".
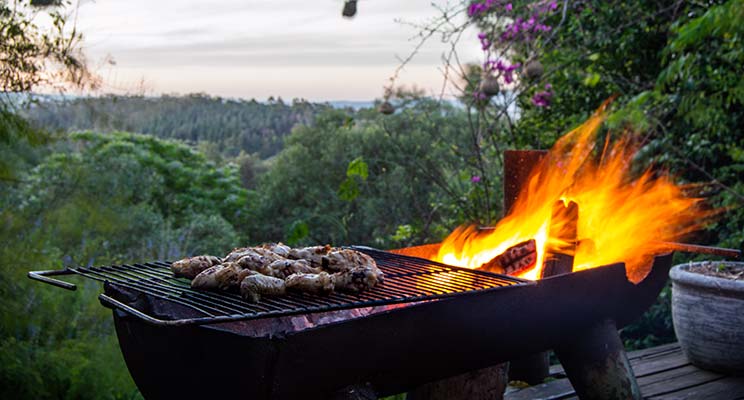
[{"xmin": 27, "ymin": 269, "xmax": 78, "ymax": 291}]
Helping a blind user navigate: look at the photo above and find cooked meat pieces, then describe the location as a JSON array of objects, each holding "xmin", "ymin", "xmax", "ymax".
[
  {"xmin": 240, "ymin": 275, "xmax": 286, "ymax": 303},
  {"xmin": 322, "ymin": 249, "xmax": 377, "ymax": 273},
  {"xmin": 267, "ymin": 259, "xmax": 320, "ymax": 279},
  {"xmin": 171, "ymin": 255, "xmax": 222, "ymax": 279},
  {"xmin": 234, "ymin": 250, "xmax": 284, "ymax": 276},
  {"xmin": 334, "ymin": 265, "xmax": 384, "ymax": 293},
  {"xmin": 287, "ymin": 245, "xmax": 332, "ymax": 267},
  {"xmin": 224, "ymin": 246, "xmax": 284, "ymax": 264},
  {"xmin": 184, "ymin": 245, "xmax": 383, "ymax": 301},
  {"xmin": 260, "ymin": 242, "xmax": 291, "ymax": 258},
  {"xmin": 191, "ymin": 264, "xmax": 225, "ymax": 290},
  {"xmin": 213, "ymin": 263, "xmax": 244, "ymax": 291},
  {"xmin": 237, "ymin": 268, "xmax": 261, "ymax": 283},
  {"xmin": 285, "ymin": 272, "xmax": 335, "ymax": 294}
]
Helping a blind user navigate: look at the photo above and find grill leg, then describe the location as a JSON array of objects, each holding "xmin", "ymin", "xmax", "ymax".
[{"xmin": 554, "ymin": 319, "xmax": 641, "ymax": 400}]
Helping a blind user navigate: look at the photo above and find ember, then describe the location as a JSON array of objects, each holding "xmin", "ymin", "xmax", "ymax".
[{"xmin": 436, "ymin": 101, "xmax": 712, "ymax": 283}]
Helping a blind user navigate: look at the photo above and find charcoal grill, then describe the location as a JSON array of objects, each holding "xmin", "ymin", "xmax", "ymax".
[{"xmin": 29, "ymin": 247, "xmax": 674, "ymax": 399}]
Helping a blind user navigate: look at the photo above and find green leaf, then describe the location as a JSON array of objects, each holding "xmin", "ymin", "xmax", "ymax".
[
  {"xmin": 583, "ymin": 72, "xmax": 601, "ymax": 87},
  {"xmin": 337, "ymin": 177, "xmax": 360, "ymax": 201},
  {"xmin": 346, "ymin": 156, "xmax": 368, "ymax": 180}
]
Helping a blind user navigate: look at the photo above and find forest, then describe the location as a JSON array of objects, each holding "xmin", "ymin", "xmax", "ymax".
[{"xmin": 2, "ymin": 0, "xmax": 743, "ymax": 398}]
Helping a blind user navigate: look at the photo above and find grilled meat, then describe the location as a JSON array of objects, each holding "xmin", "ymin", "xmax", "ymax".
[
  {"xmin": 240, "ymin": 275, "xmax": 286, "ymax": 303},
  {"xmin": 334, "ymin": 265, "xmax": 384, "ymax": 293},
  {"xmin": 288, "ymin": 245, "xmax": 332, "ymax": 267},
  {"xmin": 237, "ymin": 268, "xmax": 261, "ymax": 283},
  {"xmin": 285, "ymin": 271, "xmax": 335, "ymax": 294},
  {"xmin": 213, "ymin": 263, "xmax": 244, "ymax": 291},
  {"xmin": 224, "ymin": 247, "xmax": 284, "ymax": 264},
  {"xmin": 267, "ymin": 259, "xmax": 320, "ymax": 279},
  {"xmin": 186, "ymin": 245, "xmax": 382, "ymax": 301},
  {"xmin": 191, "ymin": 264, "xmax": 225, "ymax": 290},
  {"xmin": 233, "ymin": 249, "xmax": 284, "ymax": 275},
  {"xmin": 260, "ymin": 242, "xmax": 291, "ymax": 258},
  {"xmin": 171, "ymin": 255, "xmax": 222, "ymax": 279},
  {"xmin": 322, "ymin": 249, "xmax": 378, "ymax": 273}
]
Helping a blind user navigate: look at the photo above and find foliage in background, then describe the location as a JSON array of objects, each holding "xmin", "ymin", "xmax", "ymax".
[
  {"xmin": 1, "ymin": 131, "xmax": 248, "ymax": 398},
  {"xmin": 249, "ymin": 96, "xmax": 484, "ymax": 249},
  {"xmin": 25, "ymin": 94, "xmax": 331, "ymax": 158}
]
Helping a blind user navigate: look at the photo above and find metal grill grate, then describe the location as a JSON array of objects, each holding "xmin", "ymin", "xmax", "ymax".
[{"xmin": 29, "ymin": 247, "xmax": 529, "ymax": 326}]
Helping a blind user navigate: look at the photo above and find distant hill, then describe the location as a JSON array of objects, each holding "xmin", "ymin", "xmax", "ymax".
[{"xmin": 24, "ymin": 94, "xmax": 335, "ymax": 158}]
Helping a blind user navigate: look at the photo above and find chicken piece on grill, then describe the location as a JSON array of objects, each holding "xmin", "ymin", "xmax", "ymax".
[
  {"xmin": 240, "ymin": 274, "xmax": 286, "ymax": 303},
  {"xmin": 213, "ymin": 263, "xmax": 245, "ymax": 291},
  {"xmin": 333, "ymin": 265, "xmax": 384, "ymax": 293},
  {"xmin": 260, "ymin": 242, "xmax": 291, "ymax": 258},
  {"xmin": 233, "ymin": 249, "xmax": 285, "ymax": 276},
  {"xmin": 171, "ymin": 255, "xmax": 222, "ymax": 279},
  {"xmin": 322, "ymin": 249, "xmax": 378, "ymax": 273},
  {"xmin": 224, "ymin": 246, "xmax": 284, "ymax": 264},
  {"xmin": 287, "ymin": 245, "xmax": 332, "ymax": 267},
  {"xmin": 237, "ymin": 268, "xmax": 261, "ymax": 283},
  {"xmin": 267, "ymin": 259, "xmax": 320, "ymax": 279},
  {"xmin": 285, "ymin": 271, "xmax": 335, "ymax": 294},
  {"xmin": 191, "ymin": 264, "xmax": 225, "ymax": 290}
]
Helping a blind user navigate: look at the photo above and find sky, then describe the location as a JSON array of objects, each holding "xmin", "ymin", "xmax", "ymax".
[{"xmin": 70, "ymin": 0, "xmax": 481, "ymax": 101}]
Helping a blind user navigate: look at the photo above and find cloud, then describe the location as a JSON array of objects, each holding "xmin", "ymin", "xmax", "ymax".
[{"xmin": 75, "ymin": 0, "xmax": 479, "ymax": 99}]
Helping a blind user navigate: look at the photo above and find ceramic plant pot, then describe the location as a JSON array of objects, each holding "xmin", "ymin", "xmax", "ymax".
[{"xmin": 670, "ymin": 261, "xmax": 744, "ymax": 374}]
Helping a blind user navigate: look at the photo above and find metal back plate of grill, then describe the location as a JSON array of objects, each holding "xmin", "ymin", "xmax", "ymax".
[{"xmin": 28, "ymin": 247, "xmax": 530, "ymax": 326}]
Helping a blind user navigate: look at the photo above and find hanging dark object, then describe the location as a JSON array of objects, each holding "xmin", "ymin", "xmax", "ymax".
[
  {"xmin": 525, "ymin": 60, "xmax": 544, "ymax": 80},
  {"xmin": 479, "ymin": 76, "xmax": 500, "ymax": 97},
  {"xmin": 378, "ymin": 101, "xmax": 395, "ymax": 115},
  {"xmin": 30, "ymin": 0, "xmax": 62, "ymax": 6},
  {"xmin": 342, "ymin": 0, "xmax": 358, "ymax": 18}
]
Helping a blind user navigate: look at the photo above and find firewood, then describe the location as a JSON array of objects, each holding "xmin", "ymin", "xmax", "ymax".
[
  {"xmin": 478, "ymin": 239, "xmax": 537, "ymax": 276},
  {"xmin": 542, "ymin": 200, "xmax": 578, "ymax": 278}
]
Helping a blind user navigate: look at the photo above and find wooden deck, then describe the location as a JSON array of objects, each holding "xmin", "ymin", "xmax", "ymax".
[{"xmin": 505, "ymin": 342, "xmax": 744, "ymax": 399}]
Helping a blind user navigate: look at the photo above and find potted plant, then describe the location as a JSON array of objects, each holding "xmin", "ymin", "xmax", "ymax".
[{"xmin": 670, "ymin": 261, "xmax": 744, "ymax": 374}]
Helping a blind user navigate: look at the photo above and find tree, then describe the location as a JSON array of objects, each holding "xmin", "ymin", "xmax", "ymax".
[{"xmin": 1, "ymin": 0, "xmax": 95, "ymax": 179}]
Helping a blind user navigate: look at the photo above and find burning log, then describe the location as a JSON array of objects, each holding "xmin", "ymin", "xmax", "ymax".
[
  {"xmin": 542, "ymin": 200, "xmax": 578, "ymax": 278},
  {"xmin": 479, "ymin": 239, "xmax": 537, "ymax": 275}
]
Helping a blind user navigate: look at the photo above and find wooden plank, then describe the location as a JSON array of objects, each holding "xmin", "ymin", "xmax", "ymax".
[
  {"xmin": 504, "ymin": 378, "xmax": 575, "ymax": 400},
  {"xmin": 639, "ymin": 367, "xmax": 723, "ymax": 397},
  {"xmin": 632, "ymin": 352, "xmax": 691, "ymax": 378},
  {"xmin": 510, "ymin": 343, "xmax": 744, "ymax": 400},
  {"xmin": 637, "ymin": 364, "xmax": 716, "ymax": 387},
  {"xmin": 627, "ymin": 342, "xmax": 680, "ymax": 360},
  {"xmin": 648, "ymin": 376, "xmax": 744, "ymax": 399},
  {"xmin": 549, "ymin": 343, "xmax": 681, "ymax": 377}
]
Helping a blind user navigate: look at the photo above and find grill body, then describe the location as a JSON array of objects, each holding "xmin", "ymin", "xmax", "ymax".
[{"xmin": 107, "ymin": 252, "xmax": 673, "ymax": 399}]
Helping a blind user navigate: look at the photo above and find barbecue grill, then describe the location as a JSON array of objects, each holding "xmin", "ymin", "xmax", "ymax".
[{"xmin": 29, "ymin": 246, "xmax": 674, "ymax": 399}]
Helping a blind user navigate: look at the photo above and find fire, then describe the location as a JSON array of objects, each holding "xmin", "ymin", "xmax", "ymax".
[{"xmin": 436, "ymin": 102, "xmax": 710, "ymax": 283}]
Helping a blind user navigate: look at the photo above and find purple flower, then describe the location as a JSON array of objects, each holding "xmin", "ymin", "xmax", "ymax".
[
  {"xmin": 478, "ymin": 33, "xmax": 491, "ymax": 50},
  {"xmin": 505, "ymin": 3, "xmax": 512, "ymax": 11},
  {"xmin": 471, "ymin": 175, "xmax": 482, "ymax": 183},
  {"xmin": 473, "ymin": 91, "xmax": 487, "ymax": 101},
  {"xmin": 531, "ymin": 88, "xmax": 553, "ymax": 107},
  {"xmin": 548, "ymin": 1, "xmax": 558, "ymax": 11}
]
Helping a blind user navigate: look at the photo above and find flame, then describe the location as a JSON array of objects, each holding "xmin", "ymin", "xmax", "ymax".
[{"xmin": 436, "ymin": 102, "xmax": 710, "ymax": 283}]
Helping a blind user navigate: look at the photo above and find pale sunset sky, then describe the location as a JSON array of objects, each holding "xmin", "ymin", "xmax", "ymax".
[{"xmin": 70, "ymin": 0, "xmax": 481, "ymax": 101}]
